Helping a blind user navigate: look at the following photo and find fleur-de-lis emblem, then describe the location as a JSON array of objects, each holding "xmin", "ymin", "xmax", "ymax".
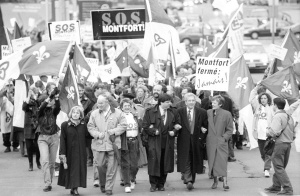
[
  {"xmin": 235, "ymin": 77, "xmax": 248, "ymax": 89},
  {"xmin": 105, "ymin": 68, "xmax": 112, "ymax": 74},
  {"xmin": 281, "ymin": 80, "xmax": 292, "ymax": 95},
  {"xmin": 32, "ymin": 45, "xmax": 50, "ymax": 64},
  {"xmin": 0, "ymin": 61, "xmax": 9, "ymax": 80},
  {"xmin": 154, "ymin": 33, "xmax": 166, "ymax": 46},
  {"xmin": 134, "ymin": 58, "xmax": 143, "ymax": 68},
  {"xmin": 66, "ymin": 86, "xmax": 75, "ymax": 100},
  {"xmin": 294, "ymin": 51, "xmax": 300, "ymax": 64}
]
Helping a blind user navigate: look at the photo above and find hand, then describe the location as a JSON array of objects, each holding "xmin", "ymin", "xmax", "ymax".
[
  {"xmin": 59, "ymin": 155, "xmax": 66, "ymax": 162},
  {"xmin": 107, "ymin": 129, "xmax": 114, "ymax": 136},
  {"xmin": 155, "ymin": 129, "xmax": 159, "ymax": 135},
  {"xmin": 97, "ymin": 132, "xmax": 105, "ymax": 139},
  {"xmin": 201, "ymin": 127, "xmax": 207, "ymax": 133},
  {"xmin": 169, "ymin": 131, "xmax": 174, "ymax": 137},
  {"xmin": 174, "ymin": 124, "xmax": 182, "ymax": 130}
]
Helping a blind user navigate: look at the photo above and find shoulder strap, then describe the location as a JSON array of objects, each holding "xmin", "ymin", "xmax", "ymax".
[{"xmin": 276, "ymin": 113, "xmax": 290, "ymax": 138}]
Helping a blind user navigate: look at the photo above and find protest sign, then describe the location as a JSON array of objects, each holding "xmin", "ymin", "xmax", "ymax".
[
  {"xmin": 91, "ymin": 9, "xmax": 145, "ymax": 40},
  {"xmin": 195, "ymin": 57, "xmax": 230, "ymax": 91},
  {"xmin": 11, "ymin": 37, "xmax": 31, "ymax": 52},
  {"xmin": 48, "ymin": 20, "xmax": 81, "ymax": 43},
  {"xmin": 268, "ymin": 44, "xmax": 288, "ymax": 61},
  {"xmin": 1, "ymin": 45, "xmax": 11, "ymax": 59},
  {"xmin": 78, "ymin": 0, "xmax": 112, "ymax": 21},
  {"xmin": 86, "ymin": 58, "xmax": 99, "ymax": 82}
]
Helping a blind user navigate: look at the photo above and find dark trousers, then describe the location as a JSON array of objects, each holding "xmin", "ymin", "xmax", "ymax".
[
  {"xmin": 272, "ymin": 143, "xmax": 293, "ymax": 191},
  {"xmin": 228, "ymin": 136, "xmax": 235, "ymax": 158},
  {"xmin": 121, "ymin": 139, "xmax": 140, "ymax": 187},
  {"xmin": 182, "ymin": 143, "xmax": 196, "ymax": 184},
  {"xmin": 258, "ymin": 139, "xmax": 272, "ymax": 170},
  {"xmin": 2, "ymin": 133, "xmax": 19, "ymax": 148},
  {"xmin": 149, "ymin": 148, "xmax": 167, "ymax": 189},
  {"xmin": 232, "ymin": 134, "xmax": 243, "ymax": 148},
  {"xmin": 25, "ymin": 137, "xmax": 40, "ymax": 165}
]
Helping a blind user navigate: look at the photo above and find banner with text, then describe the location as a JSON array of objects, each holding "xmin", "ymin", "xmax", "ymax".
[
  {"xmin": 11, "ymin": 37, "xmax": 32, "ymax": 52},
  {"xmin": 48, "ymin": 20, "xmax": 81, "ymax": 43},
  {"xmin": 86, "ymin": 58, "xmax": 100, "ymax": 82},
  {"xmin": 1, "ymin": 45, "xmax": 11, "ymax": 59},
  {"xmin": 91, "ymin": 9, "xmax": 145, "ymax": 40},
  {"xmin": 195, "ymin": 57, "xmax": 230, "ymax": 91}
]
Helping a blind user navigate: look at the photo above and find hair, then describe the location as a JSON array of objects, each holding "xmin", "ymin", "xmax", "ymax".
[
  {"xmin": 46, "ymin": 82, "xmax": 56, "ymax": 92},
  {"xmin": 258, "ymin": 92, "xmax": 272, "ymax": 106},
  {"xmin": 77, "ymin": 83, "xmax": 85, "ymax": 89},
  {"xmin": 212, "ymin": 95, "xmax": 225, "ymax": 107},
  {"xmin": 181, "ymin": 87, "xmax": 192, "ymax": 93},
  {"xmin": 158, "ymin": 93, "xmax": 172, "ymax": 105},
  {"xmin": 136, "ymin": 85, "xmax": 148, "ymax": 93},
  {"xmin": 93, "ymin": 82, "xmax": 106, "ymax": 92},
  {"xmin": 120, "ymin": 98, "xmax": 132, "ymax": 109},
  {"xmin": 184, "ymin": 93, "xmax": 196, "ymax": 101},
  {"xmin": 273, "ymin": 97, "xmax": 286, "ymax": 110},
  {"xmin": 35, "ymin": 80, "xmax": 44, "ymax": 89},
  {"xmin": 68, "ymin": 106, "xmax": 84, "ymax": 120},
  {"xmin": 257, "ymin": 86, "xmax": 267, "ymax": 95}
]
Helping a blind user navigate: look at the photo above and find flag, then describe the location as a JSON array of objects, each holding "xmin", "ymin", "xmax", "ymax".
[
  {"xmin": 13, "ymin": 22, "xmax": 24, "ymax": 39},
  {"xmin": 209, "ymin": 37, "xmax": 229, "ymax": 58},
  {"xmin": 205, "ymin": 39, "xmax": 215, "ymax": 57},
  {"xmin": 228, "ymin": 55, "xmax": 255, "ymax": 110},
  {"xmin": 98, "ymin": 62, "xmax": 121, "ymax": 83},
  {"xmin": 6, "ymin": 28, "xmax": 13, "ymax": 41},
  {"xmin": 0, "ymin": 7, "xmax": 8, "ymax": 60},
  {"xmin": 166, "ymin": 36, "xmax": 176, "ymax": 79},
  {"xmin": 261, "ymin": 66, "xmax": 299, "ymax": 100},
  {"xmin": 19, "ymin": 40, "xmax": 72, "ymax": 76},
  {"xmin": 114, "ymin": 47, "xmax": 128, "ymax": 72},
  {"xmin": 212, "ymin": 0, "xmax": 239, "ymax": 16},
  {"xmin": 0, "ymin": 51, "xmax": 22, "ymax": 88},
  {"xmin": 143, "ymin": 0, "xmax": 181, "ymax": 61},
  {"xmin": 228, "ymin": 4, "xmax": 244, "ymax": 61},
  {"xmin": 73, "ymin": 43, "xmax": 91, "ymax": 82},
  {"xmin": 59, "ymin": 63, "xmax": 80, "ymax": 114},
  {"xmin": 128, "ymin": 54, "xmax": 149, "ymax": 78}
]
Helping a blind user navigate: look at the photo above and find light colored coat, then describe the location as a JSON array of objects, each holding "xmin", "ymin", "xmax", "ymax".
[
  {"xmin": 87, "ymin": 107, "xmax": 127, "ymax": 151},
  {"xmin": 206, "ymin": 108, "xmax": 233, "ymax": 177}
]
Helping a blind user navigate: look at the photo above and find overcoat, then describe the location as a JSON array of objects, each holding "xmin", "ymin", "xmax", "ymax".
[
  {"xmin": 177, "ymin": 106, "xmax": 208, "ymax": 174},
  {"xmin": 58, "ymin": 121, "xmax": 90, "ymax": 189},
  {"xmin": 142, "ymin": 105, "xmax": 179, "ymax": 177},
  {"xmin": 206, "ymin": 108, "xmax": 233, "ymax": 177}
]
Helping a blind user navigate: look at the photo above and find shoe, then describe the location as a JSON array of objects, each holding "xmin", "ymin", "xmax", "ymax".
[
  {"xmin": 13, "ymin": 148, "xmax": 19, "ymax": 152},
  {"xmin": 28, "ymin": 163, "xmax": 33, "ymax": 171},
  {"xmin": 105, "ymin": 190, "xmax": 113, "ymax": 195},
  {"xmin": 211, "ymin": 177, "xmax": 218, "ymax": 189},
  {"xmin": 150, "ymin": 187, "xmax": 156, "ymax": 192},
  {"xmin": 265, "ymin": 186, "xmax": 281, "ymax": 193},
  {"xmin": 264, "ymin": 170, "xmax": 270, "ymax": 178},
  {"xmin": 125, "ymin": 187, "xmax": 131, "ymax": 193},
  {"xmin": 236, "ymin": 146, "xmax": 243, "ymax": 150},
  {"xmin": 228, "ymin": 157, "xmax": 236, "ymax": 162},
  {"xmin": 54, "ymin": 171, "xmax": 59, "ymax": 177},
  {"xmin": 100, "ymin": 186, "xmax": 105, "ymax": 193},
  {"xmin": 157, "ymin": 187, "xmax": 165, "ymax": 191},
  {"xmin": 4, "ymin": 147, "xmax": 11, "ymax": 153},
  {"xmin": 277, "ymin": 190, "xmax": 293, "ymax": 195},
  {"xmin": 73, "ymin": 188, "xmax": 79, "ymax": 195},
  {"xmin": 186, "ymin": 182, "xmax": 193, "ymax": 190},
  {"xmin": 242, "ymin": 140, "xmax": 247, "ymax": 146},
  {"xmin": 120, "ymin": 181, "xmax": 125, "ymax": 186},
  {"xmin": 93, "ymin": 180, "xmax": 100, "ymax": 187},
  {"xmin": 37, "ymin": 164, "xmax": 41, "ymax": 169},
  {"xmin": 130, "ymin": 182, "xmax": 135, "ymax": 190},
  {"xmin": 223, "ymin": 182, "xmax": 230, "ymax": 190},
  {"xmin": 43, "ymin": 186, "xmax": 52, "ymax": 192},
  {"xmin": 246, "ymin": 142, "xmax": 251, "ymax": 148},
  {"xmin": 219, "ymin": 177, "xmax": 224, "ymax": 182}
]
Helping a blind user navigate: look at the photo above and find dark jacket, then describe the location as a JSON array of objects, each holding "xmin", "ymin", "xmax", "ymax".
[
  {"xmin": 142, "ymin": 105, "xmax": 179, "ymax": 176},
  {"xmin": 22, "ymin": 99, "xmax": 39, "ymax": 139},
  {"xmin": 38, "ymin": 99, "xmax": 60, "ymax": 135},
  {"xmin": 176, "ymin": 107, "xmax": 208, "ymax": 174}
]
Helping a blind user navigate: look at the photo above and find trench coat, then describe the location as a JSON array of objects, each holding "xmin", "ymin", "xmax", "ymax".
[
  {"xmin": 177, "ymin": 106, "xmax": 208, "ymax": 174},
  {"xmin": 58, "ymin": 121, "xmax": 90, "ymax": 189},
  {"xmin": 142, "ymin": 105, "xmax": 179, "ymax": 177},
  {"xmin": 206, "ymin": 108, "xmax": 233, "ymax": 177}
]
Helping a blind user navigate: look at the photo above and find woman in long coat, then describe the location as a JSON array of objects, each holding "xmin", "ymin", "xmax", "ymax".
[
  {"xmin": 58, "ymin": 106, "xmax": 90, "ymax": 195},
  {"xmin": 206, "ymin": 95, "xmax": 233, "ymax": 190}
]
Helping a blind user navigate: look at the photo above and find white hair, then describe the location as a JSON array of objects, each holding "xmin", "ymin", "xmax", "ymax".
[{"xmin": 184, "ymin": 93, "xmax": 196, "ymax": 101}]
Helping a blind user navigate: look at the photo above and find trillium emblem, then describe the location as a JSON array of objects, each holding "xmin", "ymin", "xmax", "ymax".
[
  {"xmin": 281, "ymin": 80, "xmax": 292, "ymax": 95},
  {"xmin": 66, "ymin": 86, "xmax": 75, "ymax": 100},
  {"xmin": 235, "ymin": 77, "xmax": 248, "ymax": 89},
  {"xmin": 294, "ymin": 51, "xmax": 300, "ymax": 64},
  {"xmin": 0, "ymin": 61, "xmax": 9, "ymax": 80},
  {"xmin": 32, "ymin": 46, "xmax": 50, "ymax": 64},
  {"xmin": 154, "ymin": 33, "xmax": 166, "ymax": 46}
]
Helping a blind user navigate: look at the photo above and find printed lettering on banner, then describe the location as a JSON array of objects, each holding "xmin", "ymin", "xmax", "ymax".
[
  {"xmin": 1, "ymin": 45, "xmax": 11, "ymax": 59},
  {"xmin": 48, "ymin": 20, "xmax": 81, "ymax": 44},
  {"xmin": 86, "ymin": 58, "xmax": 99, "ymax": 82},
  {"xmin": 195, "ymin": 57, "xmax": 230, "ymax": 91},
  {"xmin": 11, "ymin": 37, "xmax": 32, "ymax": 52},
  {"xmin": 268, "ymin": 44, "xmax": 288, "ymax": 61}
]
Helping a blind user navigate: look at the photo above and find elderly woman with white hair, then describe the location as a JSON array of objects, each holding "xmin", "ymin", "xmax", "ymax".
[{"xmin": 58, "ymin": 106, "xmax": 91, "ymax": 195}]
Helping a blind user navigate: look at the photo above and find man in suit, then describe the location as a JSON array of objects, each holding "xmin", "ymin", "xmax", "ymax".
[
  {"xmin": 142, "ymin": 93, "xmax": 181, "ymax": 192},
  {"xmin": 177, "ymin": 93, "xmax": 208, "ymax": 190},
  {"xmin": 175, "ymin": 87, "xmax": 201, "ymax": 109}
]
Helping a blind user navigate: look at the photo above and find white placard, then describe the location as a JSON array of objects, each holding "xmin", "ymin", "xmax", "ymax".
[
  {"xmin": 48, "ymin": 20, "xmax": 81, "ymax": 44},
  {"xmin": 195, "ymin": 57, "xmax": 230, "ymax": 91},
  {"xmin": 86, "ymin": 58, "xmax": 99, "ymax": 82},
  {"xmin": 11, "ymin": 37, "xmax": 32, "ymax": 52},
  {"xmin": 1, "ymin": 45, "xmax": 11, "ymax": 59},
  {"xmin": 268, "ymin": 44, "xmax": 288, "ymax": 61}
]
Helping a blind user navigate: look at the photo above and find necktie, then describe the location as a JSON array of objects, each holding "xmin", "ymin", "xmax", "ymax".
[
  {"xmin": 213, "ymin": 110, "xmax": 216, "ymax": 124},
  {"xmin": 188, "ymin": 109, "xmax": 192, "ymax": 130},
  {"xmin": 161, "ymin": 110, "xmax": 166, "ymax": 125}
]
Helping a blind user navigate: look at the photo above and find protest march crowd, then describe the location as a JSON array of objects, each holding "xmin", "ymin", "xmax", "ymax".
[{"xmin": 1, "ymin": 0, "xmax": 300, "ymax": 196}]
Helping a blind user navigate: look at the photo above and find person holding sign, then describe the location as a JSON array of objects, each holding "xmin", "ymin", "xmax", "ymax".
[{"xmin": 206, "ymin": 95, "xmax": 233, "ymax": 190}]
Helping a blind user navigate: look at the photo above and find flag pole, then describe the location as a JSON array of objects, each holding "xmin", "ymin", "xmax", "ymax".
[
  {"xmin": 58, "ymin": 41, "xmax": 73, "ymax": 78},
  {"xmin": 100, "ymin": 41, "xmax": 104, "ymax": 65}
]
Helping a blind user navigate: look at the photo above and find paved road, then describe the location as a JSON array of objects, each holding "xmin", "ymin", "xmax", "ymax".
[{"xmin": 0, "ymin": 134, "xmax": 299, "ymax": 196}]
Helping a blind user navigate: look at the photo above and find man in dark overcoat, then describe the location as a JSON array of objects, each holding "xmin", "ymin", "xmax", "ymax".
[
  {"xmin": 142, "ymin": 94, "xmax": 181, "ymax": 192},
  {"xmin": 177, "ymin": 93, "xmax": 208, "ymax": 190}
]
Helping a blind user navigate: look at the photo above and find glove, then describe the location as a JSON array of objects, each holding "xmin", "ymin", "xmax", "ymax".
[
  {"xmin": 49, "ymin": 87, "xmax": 59, "ymax": 99},
  {"xmin": 59, "ymin": 154, "xmax": 66, "ymax": 162}
]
